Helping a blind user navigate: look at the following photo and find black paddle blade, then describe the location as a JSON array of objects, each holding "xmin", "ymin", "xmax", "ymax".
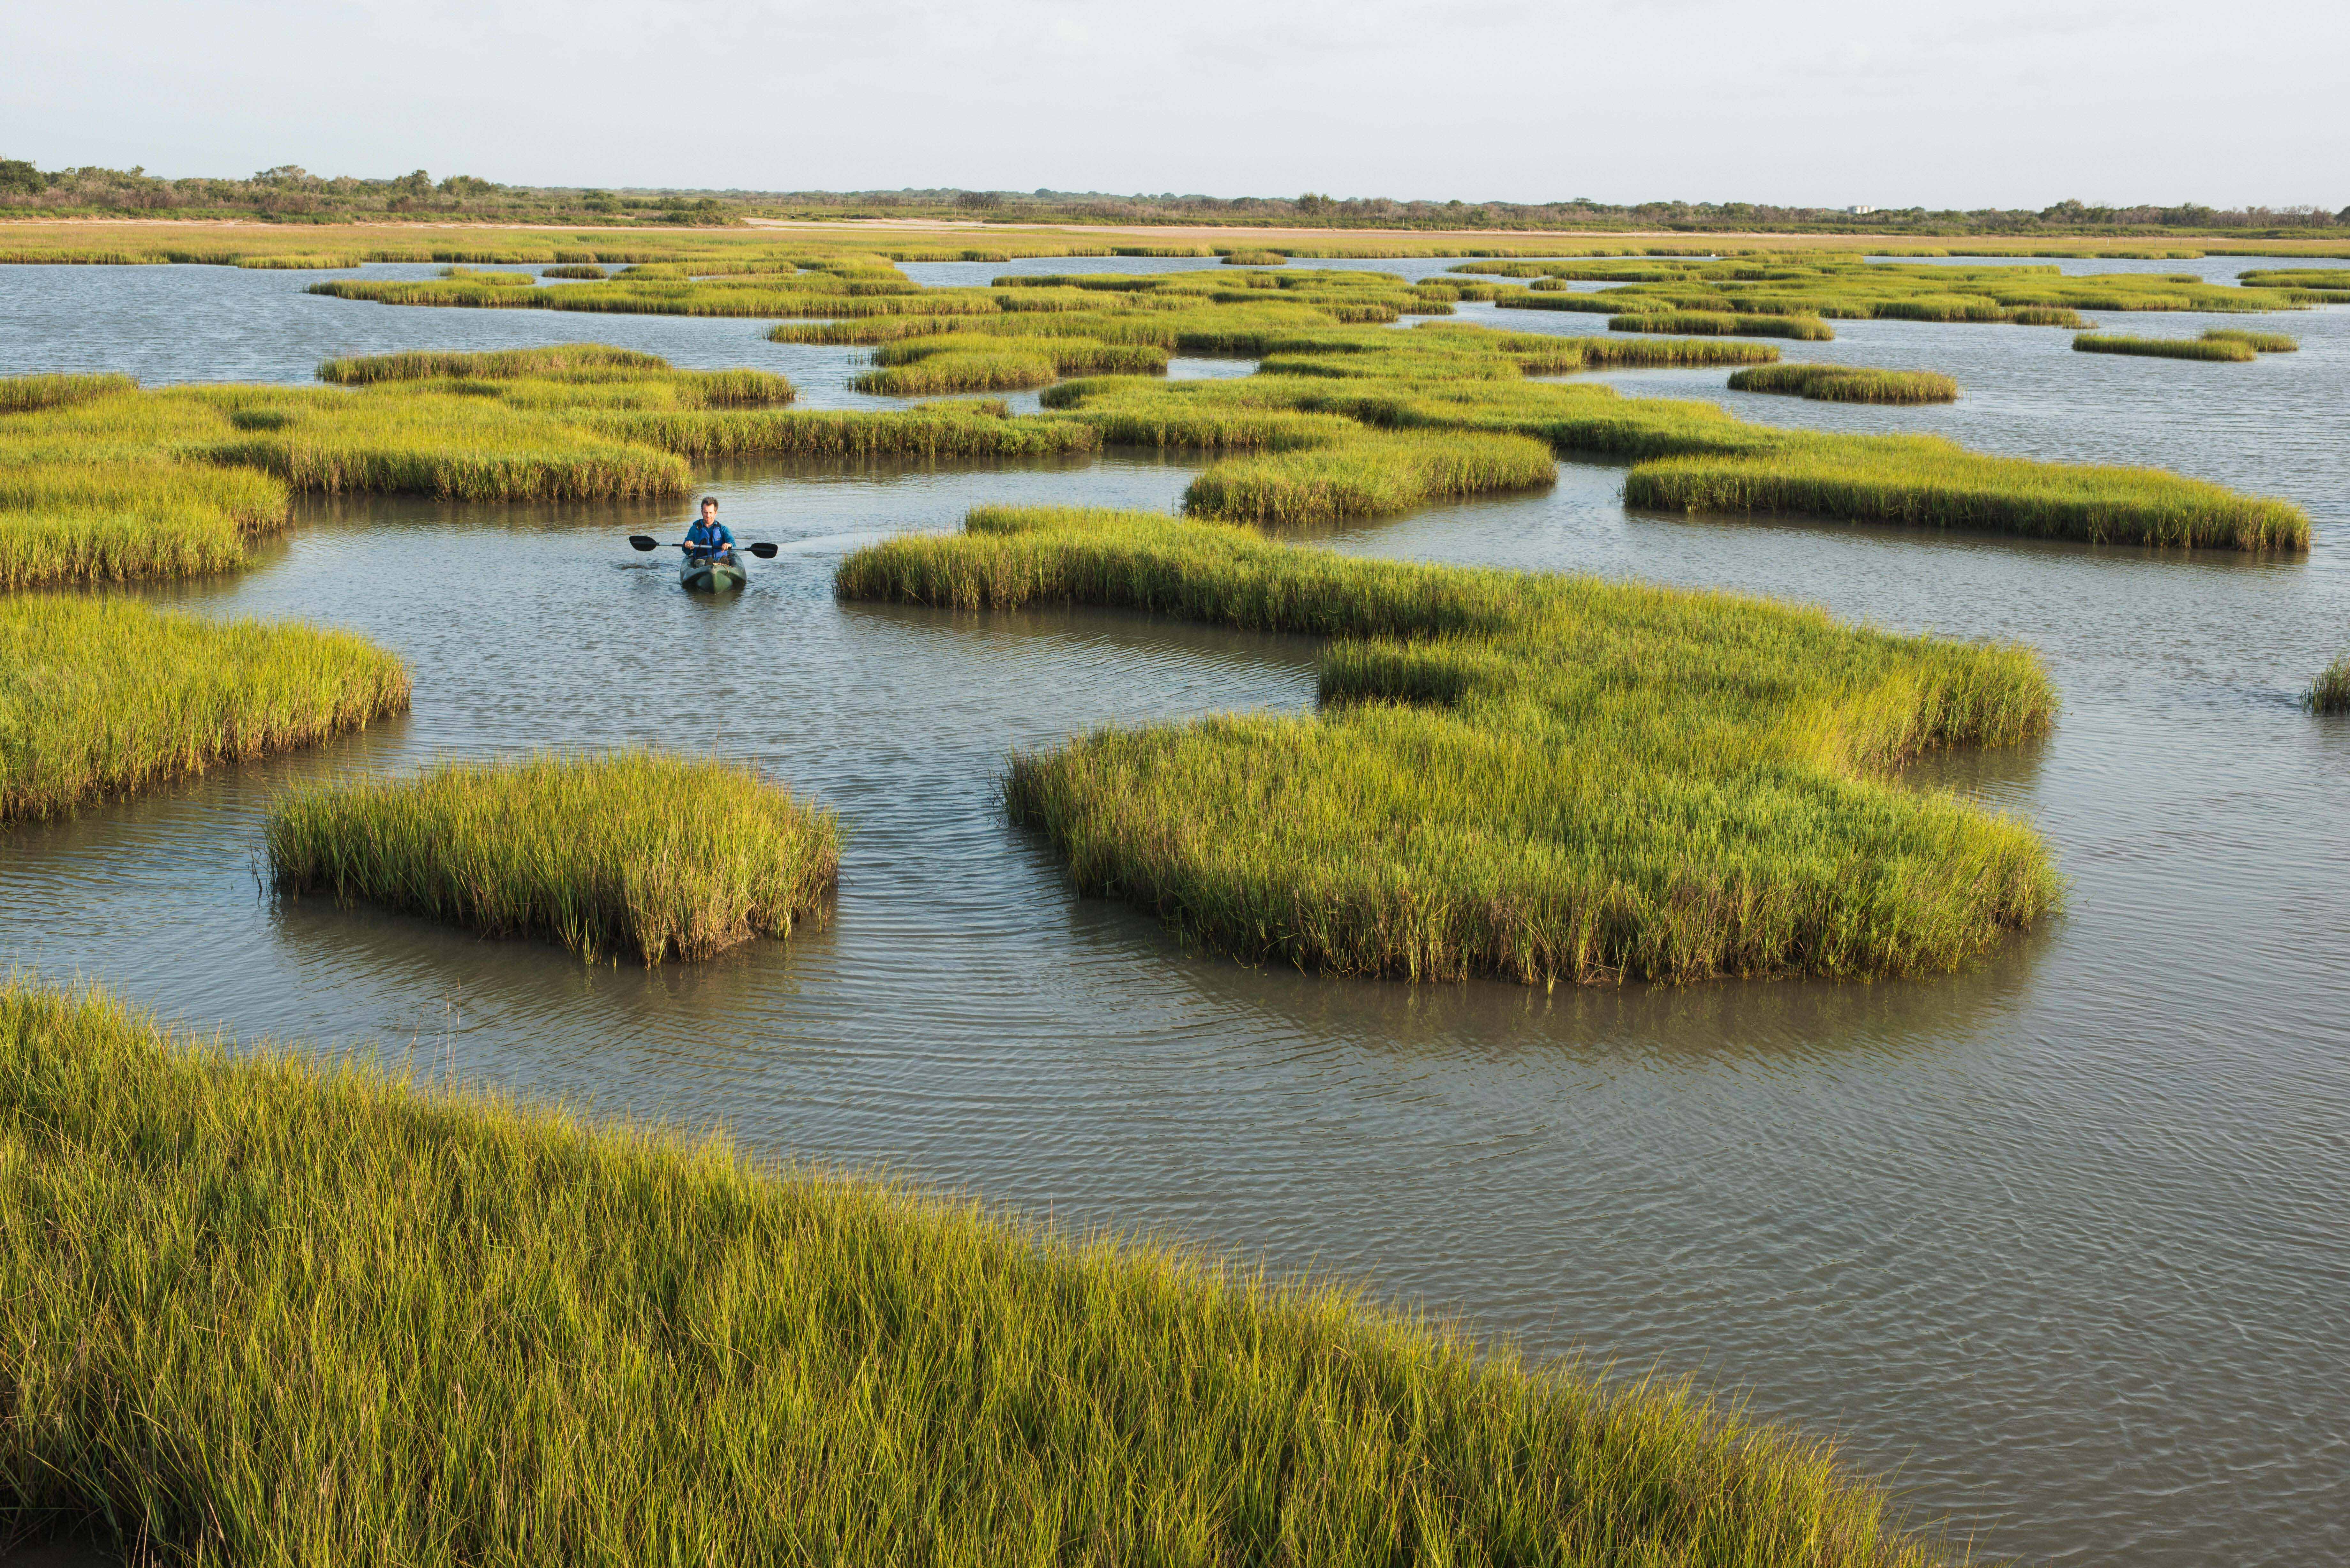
[
  {"xmin": 627, "ymin": 535, "xmax": 661, "ymax": 551},
  {"xmin": 748, "ymin": 541, "xmax": 779, "ymax": 558}
]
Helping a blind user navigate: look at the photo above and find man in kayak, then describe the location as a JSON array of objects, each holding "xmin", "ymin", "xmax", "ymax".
[{"xmin": 683, "ymin": 496, "xmax": 736, "ymax": 563}]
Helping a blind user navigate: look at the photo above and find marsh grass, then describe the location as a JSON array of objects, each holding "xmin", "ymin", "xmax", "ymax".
[
  {"xmin": 1184, "ymin": 429, "xmax": 1556, "ymax": 524},
  {"xmin": 1457, "ymin": 255, "xmax": 2304, "ymax": 322},
  {"xmin": 0, "ymin": 979, "xmax": 1956, "ymax": 1566},
  {"xmin": 2307, "ymin": 654, "xmax": 2350, "ymax": 714},
  {"xmin": 541, "ymin": 263, "xmax": 610, "ymax": 279},
  {"xmin": 0, "ymin": 372, "xmax": 139, "ymax": 413},
  {"xmin": 266, "ymin": 750, "xmax": 838, "ymax": 963},
  {"xmin": 2072, "ymin": 333, "xmax": 2256, "ymax": 361},
  {"xmin": 2199, "ymin": 328, "xmax": 2298, "ymax": 353},
  {"xmin": 596, "ymin": 408, "xmax": 1100, "ymax": 461},
  {"xmin": 316, "ymin": 343, "xmax": 674, "ymax": 384},
  {"xmin": 0, "ymin": 455, "xmax": 290, "ymax": 590},
  {"xmin": 1611, "ymin": 311, "xmax": 1835, "ymax": 341},
  {"xmin": 854, "ymin": 335, "xmax": 1170, "ymax": 396},
  {"xmin": 840, "ymin": 505, "xmax": 2058, "ymax": 984},
  {"xmin": 1727, "ymin": 366, "xmax": 1960, "ymax": 404},
  {"xmin": 202, "ymin": 393, "xmax": 695, "ymax": 501},
  {"xmin": 1625, "ymin": 434, "xmax": 2307, "ymax": 549},
  {"xmin": 0, "ymin": 350, "xmax": 806, "ymax": 584},
  {"xmin": 1577, "ymin": 336, "xmax": 1780, "ymax": 368},
  {"xmin": 0, "ymin": 596, "xmax": 410, "ymax": 819},
  {"xmin": 1039, "ymin": 362, "xmax": 2305, "ymax": 548}
]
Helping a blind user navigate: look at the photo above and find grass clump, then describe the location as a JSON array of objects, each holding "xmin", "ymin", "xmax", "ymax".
[
  {"xmin": 0, "ymin": 456, "xmax": 289, "ymax": 590},
  {"xmin": 315, "ymin": 343, "xmax": 675, "ymax": 384},
  {"xmin": 594, "ymin": 408, "xmax": 1101, "ymax": 461},
  {"xmin": 1728, "ymin": 366, "xmax": 1960, "ymax": 404},
  {"xmin": 0, "ymin": 596, "xmax": 410, "ymax": 820},
  {"xmin": 1610, "ymin": 311, "xmax": 1836, "ymax": 341},
  {"xmin": 0, "ymin": 980, "xmax": 1955, "ymax": 1567},
  {"xmin": 1625, "ymin": 433, "xmax": 2307, "ymax": 549},
  {"xmin": 2199, "ymin": 327, "xmax": 2298, "ymax": 353},
  {"xmin": 2307, "ymin": 654, "xmax": 2350, "ymax": 713},
  {"xmin": 1219, "ymin": 248, "xmax": 1289, "ymax": 265},
  {"xmin": 840, "ymin": 505, "xmax": 2059, "ymax": 984},
  {"xmin": 541, "ymin": 262, "xmax": 609, "ymax": 279},
  {"xmin": 266, "ymin": 750, "xmax": 838, "ymax": 963},
  {"xmin": 853, "ymin": 334, "xmax": 1170, "ymax": 396},
  {"xmin": 0, "ymin": 372, "xmax": 138, "ymax": 413},
  {"xmin": 2072, "ymin": 333, "xmax": 2257, "ymax": 362},
  {"xmin": 1184, "ymin": 429, "xmax": 1556, "ymax": 524}
]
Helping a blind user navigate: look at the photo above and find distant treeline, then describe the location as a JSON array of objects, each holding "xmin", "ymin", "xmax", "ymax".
[{"xmin": 1, "ymin": 157, "xmax": 2343, "ymax": 236}]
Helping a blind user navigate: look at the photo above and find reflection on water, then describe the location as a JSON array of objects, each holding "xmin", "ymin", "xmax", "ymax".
[{"xmin": 2, "ymin": 260, "xmax": 2348, "ymax": 1568}]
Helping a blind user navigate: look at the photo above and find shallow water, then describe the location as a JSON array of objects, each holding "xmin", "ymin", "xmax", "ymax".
[{"xmin": 4, "ymin": 257, "xmax": 2348, "ymax": 1567}]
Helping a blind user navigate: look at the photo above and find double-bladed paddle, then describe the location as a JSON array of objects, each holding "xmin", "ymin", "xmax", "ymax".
[{"xmin": 629, "ymin": 534, "xmax": 779, "ymax": 558}]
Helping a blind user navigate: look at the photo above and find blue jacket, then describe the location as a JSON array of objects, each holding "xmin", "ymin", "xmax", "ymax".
[{"xmin": 685, "ymin": 518, "xmax": 735, "ymax": 558}]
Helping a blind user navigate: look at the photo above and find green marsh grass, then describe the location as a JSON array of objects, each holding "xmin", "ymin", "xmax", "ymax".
[
  {"xmin": 0, "ymin": 442, "xmax": 291, "ymax": 590},
  {"xmin": 1625, "ymin": 434, "xmax": 2307, "ymax": 549},
  {"xmin": 2307, "ymin": 654, "xmax": 2350, "ymax": 714},
  {"xmin": 0, "ymin": 979, "xmax": 1956, "ymax": 1566},
  {"xmin": 1039, "ymin": 364, "xmax": 2305, "ymax": 548},
  {"xmin": 0, "ymin": 349, "xmax": 808, "ymax": 586},
  {"xmin": 231, "ymin": 253, "xmax": 362, "ymax": 270},
  {"xmin": 2236, "ymin": 268, "xmax": 2350, "ymax": 299},
  {"xmin": 2072, "ymin": 333, "xmax": 2257, "ymax": 362},
  {"xmin": 0, "ymin": 372, "xmax": 139, "ymax": 413},
  {"xmin": 266, "ymin": 750, "xmax": 838, "ymax": 963},
  {"xmin": 1456, "ymin": 255, "xmax": 2305, "ymax": 323},
  {"xmin": 1577, "ymin": 335, "xmax": 1781, "ymax": 368},
  {"xmin": 540, "ymin": 262, "xmax": 610, "ymax": 279},
  {"xmin": 854, "ymin": 335, "xmax": 1170, "ymax": 396},
  {"xmin": 1184, "ymin": 429, "xmax": 1556, "ymax": 524},
  {"xmin": 201, "ymin": 392, "xmax": 695, "ymax": 501},
  {"xmin": 2200, "ymin": 328, "xmax": 2298, "ymax": 353},
  {"xmin": 1609, "ymin": 311, "xmax": 1836, "ymax": 341},
  {"xmin": 0, "ymin": 596, "xmax": 410, "ymax": 819},
  {"xmin": 1727, "ymin": 365, "xmax": 1960, "ymax": 404},
  {"xmin": 839, "ymin": 505, "xmax": 2058, "ymax": 984},
  {"xmin": 595, "ymin": 408, "xmax": 1101, "ymax": 461},
  {"xmin": 315, "ymin": 343, "xmax": 675, "ymax": 384}
]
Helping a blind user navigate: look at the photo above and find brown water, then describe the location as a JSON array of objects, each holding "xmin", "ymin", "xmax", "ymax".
[{"xmin": 3, "ymin": 257, "xmax": 2347, "ymax": 1566}]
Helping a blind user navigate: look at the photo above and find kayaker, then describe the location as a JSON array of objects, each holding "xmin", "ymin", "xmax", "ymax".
[{"xmin": 683, "ymin": 496, "xmax": 736, "ymax": 563}]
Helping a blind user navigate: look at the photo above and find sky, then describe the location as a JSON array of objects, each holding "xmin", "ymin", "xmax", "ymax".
[{"xmin": 4, "ymin": 0, "xmax": 2346, "ymax": 210}]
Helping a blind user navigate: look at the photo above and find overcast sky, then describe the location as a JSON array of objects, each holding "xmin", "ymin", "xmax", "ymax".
[{"xmin": 5, "ymin": 0, "xmax": 2345, "ymax": 209}]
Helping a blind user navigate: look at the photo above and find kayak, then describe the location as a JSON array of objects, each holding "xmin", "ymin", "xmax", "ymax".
[{"xmin": 680, "ymin": 554, "xmax": 747, "ymax": 592}]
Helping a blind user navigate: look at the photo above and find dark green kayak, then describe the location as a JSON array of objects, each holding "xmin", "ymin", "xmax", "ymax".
[{"xmin": 680, "ymin": 555, "xmax": 747, "ymax": 592}]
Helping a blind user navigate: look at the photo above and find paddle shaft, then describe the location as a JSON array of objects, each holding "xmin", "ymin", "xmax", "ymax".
[{"xmin": 628, "ymin": 535, "xmax": 778, "ymax": 558}]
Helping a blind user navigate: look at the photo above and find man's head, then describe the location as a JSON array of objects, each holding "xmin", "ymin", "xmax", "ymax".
[{"xmin": 700, "ymin": 496, "xmax": 719, "ymax": 521}]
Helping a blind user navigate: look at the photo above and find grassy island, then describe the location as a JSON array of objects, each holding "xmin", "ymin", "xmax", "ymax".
[
  {"xmin": 2072, "ymin": 333, "xmax": 2257, "ymax": 361},
  {"xmin": 0, "ymin": 596, "xmax": 410, "ymax": 820},
  {"xmin": 1727, "ymin": 366, "xmax": 1960, "ymax": 404},
  {"xmin": 266, "ymin": 750, "xmax": 838, "ymax": 963},
  {"xmin": 840, "ymin": 505, "xmax": 2060, "ymax": 985},
  {"xmin": 1605, "ymin": 309, "xmax": 1836, "ymax": 340},
  {"xmin": 0, "ymin": 980, "xmax": 1955, "ymax": 1566}
]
